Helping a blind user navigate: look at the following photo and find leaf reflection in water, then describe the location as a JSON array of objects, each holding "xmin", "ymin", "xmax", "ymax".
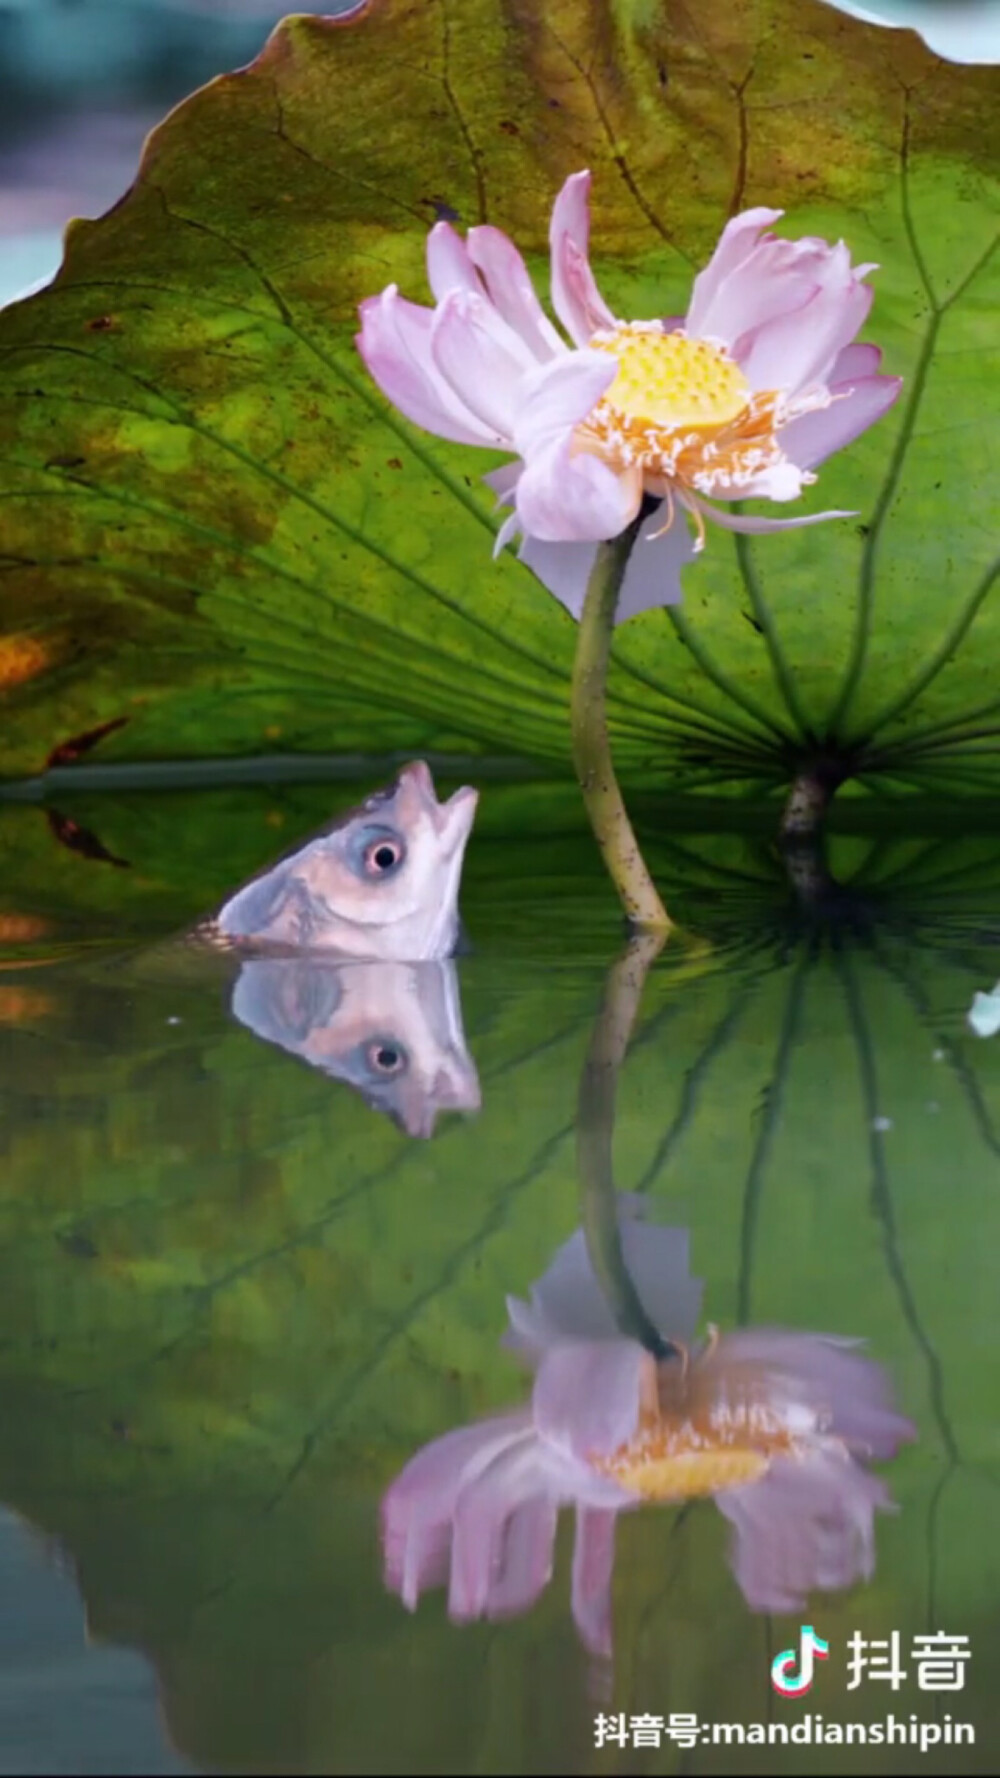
[{"xmin": 230, "ymin": 957, "xmax": 481, "ymax": 1139}]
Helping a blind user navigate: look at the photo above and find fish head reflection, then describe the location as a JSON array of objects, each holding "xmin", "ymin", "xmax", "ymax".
[
  {"xmin": 383, "ymin": 1202, "xmax": 915, "ymax": 1657},
  {"xmin": 214, "ymin": 761, "xmax": 478, "ymax": 959},
  {"xmin": 231, "ymin": 956, "xmax": 481, "ymax": 1137}
]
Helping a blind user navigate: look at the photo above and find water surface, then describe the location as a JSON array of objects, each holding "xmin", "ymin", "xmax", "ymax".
[{"xmin": 0, "ymin": 788, "xmax": 998, "ymax": 1773}]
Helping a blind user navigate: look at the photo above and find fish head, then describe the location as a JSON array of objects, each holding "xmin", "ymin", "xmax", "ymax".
[
  {"xmin": 214, "ymin": 762, "xmax": 478, "ymax": 960},
  {"xmin": 230, "ymin": 957, "xmax": 481, "ymax": 1138}
]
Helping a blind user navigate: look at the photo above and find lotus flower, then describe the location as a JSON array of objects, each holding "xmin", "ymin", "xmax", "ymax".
[
  {"xmin": 382, "ymin": 1210, "xmax": 914, "ymax": 1657},
  {"xmin": 357, "ymin": 173, "xmax": 901, "ymax": 620}
]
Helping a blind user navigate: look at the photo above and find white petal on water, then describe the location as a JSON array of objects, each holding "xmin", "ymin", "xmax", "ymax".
[{"xmin": 967, "ymin": 982, "xmax": 1000, "ymax": 1038}]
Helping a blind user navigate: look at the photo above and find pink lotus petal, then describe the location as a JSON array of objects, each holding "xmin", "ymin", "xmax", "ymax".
[
  {"xmin": 514, "ymin": 505, "xmax": 694, "ymax": 623},
  {"xmin": 616, "ymin": 508, "xmax": 696, "ymax": 618},
  {"xmin": 533, "ymin": 1339, "xmax": 646, "ymax": 1462},
  {"xmin": 828, "ymin": 341, "xmax": 883, "ymax": 383},
  {"xmin": 705, "ymin": 1329, "xmax": 916, "ymax": 1460},
  {"xmin": 447, "ymin": 1520, "xmax": 502, "ymax": 1622},
  {"xmin": 493, "ymin": 507, "xmax": 521, "ymax": 555},
  {"xmin": 467, "ymin": 225, "xmax": 564, "ymax": 362},
  {"xmin": 684, "ymin": 207, "xmax": 785, "ymax": 340},
  {"xmin": 513, "ymin": 351, "xmax": 617, "ymax": 457},
  {"xmin": 780, "ymin": 374, "xmax": 903, "ymax": 471},
  {"xmin": 384, "ymin": 1412, "xmax": 532, "ymax": 1524},
  {"xmin": 549, "ymin": 170, "xmax": 618, "ymax": 347},
  {"xmin": 384, "ymin": 1519, "xmax": 453, "ymax": 1607},
  {"xmin": 448, "ymin": 1439, "xmax": 555, "ymax": 1621},
  {"xmin": 716, "ymin": 234, "xmax": 875, "ymax": 379},
  {"xmin": 483, "ymin": 462, "xmax": 521, "ymax": 500},
  {"xmin": 511, "ymin": 537, "xmax": 597, "ymax": 620},
  {"xmin": 430, "ymin": 289, "xmax": 534, "ymax": 437},
  {"xmin": 504, "ymin": 1206, "xmax": 702, "ymax": 1352},
  {"xmin": 691, "ymin": 242, "xmax": 825, "ymax": 356},
  {"xmin": 738, "ymin": 260, "xmax": 874, "ymax": 395},
  {"xmin": 503, "ymin": 1286, "xmax": 556, "ymax": 1361},
  {"xmin": 688, "ymin": 492, "xmax": 855, "ymax": 533},
  {"xmin": 356, "ymin": 287, "xmax": 497, "ymax": 447},
  {"xmin": 571, "ymin": 1507, "xmax": 621, "ymax": 1660},
  {"xmin": 383, "ymin": 1411, "xmax": 532, "ymax": 1608},
  {"xmin": 515, "ymin": 439, "xmax": 641, "ymax": 544},
  {"xmin": 483, "ymin": 1494, "xmax": 560, "ymax": 1618},
  {"xmin": 426, "ymin": 220, "xmax": 483, "ymax": 302},
  {"xmin": 716, "ymin": 1454, "xmax": 891, "ymax": 1615},
  {"xmin": 483, "ymin": 461, "xmax": 522, "ymax": 529}
]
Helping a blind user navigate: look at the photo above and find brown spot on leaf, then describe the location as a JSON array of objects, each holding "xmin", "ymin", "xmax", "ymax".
[
  {"xmin": 0, "ymin": 986, "xmax": 54, "ymax": 1024},
  {"xmin": 47, "ymin": 810, "xmax": 130, "ymax": 869},
  {"xmin": 46, "ymin": 716, "xmax": 129, "ymax": 768},
  {"xmin": 386, "ymin": 457, "xmax": 403, "ymax": 470},
  {"xmin": 86, "ymin": 315, "xmax": 116, "ymax": 332},
  {"xmin": 499, "ymin": 119, "xmax": 519, "ymax": 136},
  {"xmin": 0, "ymin": 634, "xmax": 50, "ymax": 690},
  {"xmin": 0, "ymin": 914, "xmax": 50, "ymax": 943}
]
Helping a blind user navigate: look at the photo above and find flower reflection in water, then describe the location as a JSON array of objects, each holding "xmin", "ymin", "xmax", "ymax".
[{"xmin": 382, "ymin": 1205, "xmax": 914, "ymax": 1657}]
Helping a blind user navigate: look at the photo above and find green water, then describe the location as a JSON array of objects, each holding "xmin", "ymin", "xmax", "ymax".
[{"xmin": 0, "ymin": 786, "xmax": 998, "ymax": 1774}]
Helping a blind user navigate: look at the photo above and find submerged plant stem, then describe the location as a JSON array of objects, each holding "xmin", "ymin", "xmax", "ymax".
[
  {"xmin": 778, "ymin": 765, "xmax": 844, "ymax": 907},
  {"xmin": 571, "ymin": 525, "xmax": 671, "ymax": 930},
  {"xmin": 779, "ymin": 766, "xmax": 835, "ymax": 842}
]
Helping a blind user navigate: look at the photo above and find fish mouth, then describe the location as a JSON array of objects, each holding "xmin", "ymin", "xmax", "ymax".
[
  {"xmin": 431, "ymin": 1060, "xmax": 482, "ymax": 1115},
  {"xmin": 394, "ymin": 1059, "xmax": 482, "ymax": 1138},
  {"xmin": 397, "ymin": 760, "xmax": 479, "ymax": 854}
]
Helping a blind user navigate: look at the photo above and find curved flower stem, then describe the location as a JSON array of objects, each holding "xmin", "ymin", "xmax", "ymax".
[
  {"xmin": 571, "ymin": 523, "xmax": 671, "ymax": 931},
  {"xmin": 577, "ymin": 932, "xmax": 680, "ymax": 1360}
]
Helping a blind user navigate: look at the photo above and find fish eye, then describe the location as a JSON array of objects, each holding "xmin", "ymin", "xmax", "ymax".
[
  {"xmin": 363, "ymin": 836, "xmax": 405, "ymax": 877},
  {"xmin": 367, "ymin": 1040, "xmax": 407, "ymax": 1076}
]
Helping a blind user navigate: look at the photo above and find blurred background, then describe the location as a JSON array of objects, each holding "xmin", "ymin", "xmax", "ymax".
[{"xmin": 0, "ymin": 0, "xmax": 355, "ymax": 307}]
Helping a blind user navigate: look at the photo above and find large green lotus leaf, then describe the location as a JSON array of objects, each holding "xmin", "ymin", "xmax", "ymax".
[
  {"xmin": 1, "ymin": 0, "xmax": 999, "ymax": 796},
  {"xmin": 0, "ymin": 912, "xmax": 999, "ymax": 1768}
]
